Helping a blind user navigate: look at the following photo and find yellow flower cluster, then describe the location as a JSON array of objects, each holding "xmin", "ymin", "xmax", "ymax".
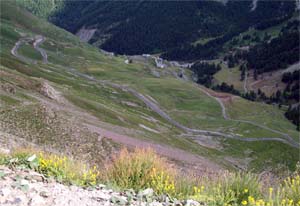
[
  {"xmin": 241, "ymin": 197, "xmax": 270, "ymax": 206},
  {"xmin": 238, "ymin": 181, "xmax": 300, "ymax": 206},
  {"xmin": 38, "ymin": 152, "xmax": 68, "ymax": 176},
  {"xmin": 242, "ymin": 196, "xmax": 300, "ymax": 206},
  {"xmin": 148, "ymin": 167, "xmax": 176, "ymax": 196},
  {"xmin": 38, "ymin": 153, "xmax": 99, "ymax": 186},
  {"xmin": 81, "ymin": 165, "xmax": 99, "ymax": 186},
  {"xmin": 193, "ymin": 185, "xmax": 205, "ymax": 194}
]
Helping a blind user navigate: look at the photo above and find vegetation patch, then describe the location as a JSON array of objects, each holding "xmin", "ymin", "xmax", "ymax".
[{"xmin": 1, "ymin": 148, "xmax": 300, "ymax": 205}]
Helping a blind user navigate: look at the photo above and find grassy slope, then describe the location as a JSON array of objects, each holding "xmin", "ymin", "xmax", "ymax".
[
  {"xmin": 0, "ymin": 1, "xmax": 299, "ymax": 171},
  {"xmin": 214, "ymin": 63, "xmax": 244, "ymax": 92}
]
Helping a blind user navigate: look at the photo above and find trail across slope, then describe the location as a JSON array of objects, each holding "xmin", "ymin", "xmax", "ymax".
[
  {"xmin": 11, "ymin": 36, "xmax": 300, "ymax": 148},
  {"xmin": 33, "ymin": 36, "xmax": 48, "ymax": 64},
  {"xmin": 11, "ymin": 37, "xmax": 35, "ymax": 64},
  {"xmin": 11, "ymin": 36, "xmax": 48, "ymax": 64}
]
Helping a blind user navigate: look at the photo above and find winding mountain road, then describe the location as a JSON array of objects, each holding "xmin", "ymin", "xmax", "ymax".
[
  {"xmin": 33, "ymin": 36, "xmax": 48, "ymax": 64},
  {"xmin": 11, "ymin": 36, "xmax": 48, "ymax": 64},
  {"xmin": 11, "ymin": 36, "xmax": 300, "ymax": 149},
  {"xmin": 11, "ymin": 37, "xmax": 36, "ymax": 64}
]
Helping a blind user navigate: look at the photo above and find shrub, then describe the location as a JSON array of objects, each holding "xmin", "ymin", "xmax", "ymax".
[{"xmin": 102, "ymin": 147, "xmax": 174, "ymax": 192}]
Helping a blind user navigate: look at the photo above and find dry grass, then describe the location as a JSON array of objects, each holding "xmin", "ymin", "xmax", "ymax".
[{"xmin": 102, "ymin": 147, "xmax": 175, "ymax": 191}]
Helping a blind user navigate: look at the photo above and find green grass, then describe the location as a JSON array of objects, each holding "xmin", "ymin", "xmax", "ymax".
[
  {"xmin": 191, "ymin": 36, "xmax": 221, "ymax": 46},
  {"xmin": 18, "ymin": 43, "xmax": 43, "ymax": 61},
  {"xmin": 225, "ymin": 97, "xmax": 299, "ymax": 141},
  {"xmin": 0, "ymin": 94, "xmax": 20, "ymax": 105},
  {"xmin": 223, "ymin": 138, "xmax": 300, "ymax": 172},
  {"xmin": 214, "ymin": 64, "xmax": 244, "ymax": 92}
]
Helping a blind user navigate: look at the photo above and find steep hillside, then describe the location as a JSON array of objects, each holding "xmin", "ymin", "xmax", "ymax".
[{"xmin": 1, "ymin": 2, "xmax": 299, "ymax": 173}]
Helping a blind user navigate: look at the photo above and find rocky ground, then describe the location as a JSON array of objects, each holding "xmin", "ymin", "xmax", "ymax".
[{"xmin": 0, "ymin": 166, "xmax": 201, "ymax": 206}]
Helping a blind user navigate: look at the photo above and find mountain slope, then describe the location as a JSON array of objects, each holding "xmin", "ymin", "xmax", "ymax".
[
  {"xmin": 1, "ymin": 1, "xmax": 299, "ymax": 172},
  {"xmin": 45, "ymin": 0, "xmax": 296, "ymax": 59}
]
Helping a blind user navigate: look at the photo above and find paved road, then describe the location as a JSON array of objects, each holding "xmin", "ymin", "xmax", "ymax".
[
  {"xmin": 12, "ymin": 36, "xmax": 300, "ymax": 148},
  {"xmin": 11, "ymin": 37, "xmax": 36, "ymax": 64},
  {"xmin": 11, "ymin": 36, "xmax": 47, "ymax": 64},
  {"xmin": 33, "ymin": 36, "xmax": 48, "ymax": 64}
]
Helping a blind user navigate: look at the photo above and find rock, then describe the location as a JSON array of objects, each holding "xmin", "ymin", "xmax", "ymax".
[
  {"xmin": 11, "ymin": 197, "xmax": 22, "ymax": 205},
  {"xmin": 38, "ymin": 81, "xmax": 60, "ymax": 101},
  {"xmin": 30, "ymin": 195, "xmax": 45, "ymax": 206},
  {"xmin": 39, "ymin": 191, "xmax": 49, "ymax": 198},
  {"xmin": 30, "ymin": 174, "xmax": 44, "ymax": 182},
  {"xmin": 20, "ymin": 179, "xmax": 29, "ymax": 186},
  {"xmin": 97, "ymin": 184, "xmax": 106, "ymax": 189},
  {"xmin": 139, "ymin": 188, "xmax": 154, "ymax": 197},
  {"xmin": 110, "ymin": 195, "xmax": 127, "ymax": 205},
  {"xmin": 97, "ymin": 192, "xmax": 111, "ymax": 200},
  {"xmin": 185, "ymin": 199, "xmax": 200, "ymax": 206},
  {"xmin": 27, "ymin": 154, "xmax": 37, "ymax": 162},
  {"xmin": 1, "ymin": 83, "xmax": 16, "ymax": 94},
  {"xmin": 1, "ymin": 188, "xmax": 11, "ymax": 197}
]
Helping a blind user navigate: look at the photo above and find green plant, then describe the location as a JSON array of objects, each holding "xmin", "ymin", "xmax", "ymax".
[{"xmin": 1, "ymin": 149, "xmax": 100, "ymax": 187}]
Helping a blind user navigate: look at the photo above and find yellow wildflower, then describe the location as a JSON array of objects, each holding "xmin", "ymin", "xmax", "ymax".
[{"xmin": 242, "ymin": 200, "xmax": 248, "ymax": 205}]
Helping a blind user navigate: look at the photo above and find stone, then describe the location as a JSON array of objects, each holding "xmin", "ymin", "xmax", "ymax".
[
  {"xmin": 20, "ymin": 179, "xmax": 29, "ymax": 186},
  {"xmin": 39, "ymin": 191, "xmax": 49, "ymax": 198},
  {"xmin": 30, "ymin": 174, "xmax": 44, "ymax": 182},
  {"xmin": 97, "ymin": 184, "xmax": 106, "ymax": 189},
  {"xmin": 11, "ymin": 197, "xmax": 22, "ymax": 205},
  {"xmin": 97, "ymin": 192, "xmax": 111, "ymax": 200},
  {"xmin": 30, "ymin": 195, "xmax": 45, "ymax": 206},
  {"xmin": 185, "ymin": 199, "xmax": 200, "ymax": 206},
  {"xmin": 1, "ymin": 188, "xmax": 11, "ymax": 197},
  {"xmin": 27, "ymin": 154, "xmax": 37, "ymax": 162},
  {"xmin": 139, "ymin": 188, "xmax": 154, "ymax": 197}
]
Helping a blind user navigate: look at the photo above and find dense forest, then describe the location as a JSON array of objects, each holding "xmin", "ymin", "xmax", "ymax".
[
  {"xmin": 190, "ymin": 62, "xmax": 221, "ymax": 87},
  {"xmin": 16, "ymin": 0, "xmax": 297, "ymax": 60},
  {"xmin": 247, "ymin": 28, "xmax": 299, "ymax": 74}
]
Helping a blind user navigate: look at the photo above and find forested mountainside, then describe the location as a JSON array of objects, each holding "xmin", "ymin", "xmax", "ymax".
[{"xmin": 16, "ymin": 0, "xmax": 297, "ymax": 59}]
